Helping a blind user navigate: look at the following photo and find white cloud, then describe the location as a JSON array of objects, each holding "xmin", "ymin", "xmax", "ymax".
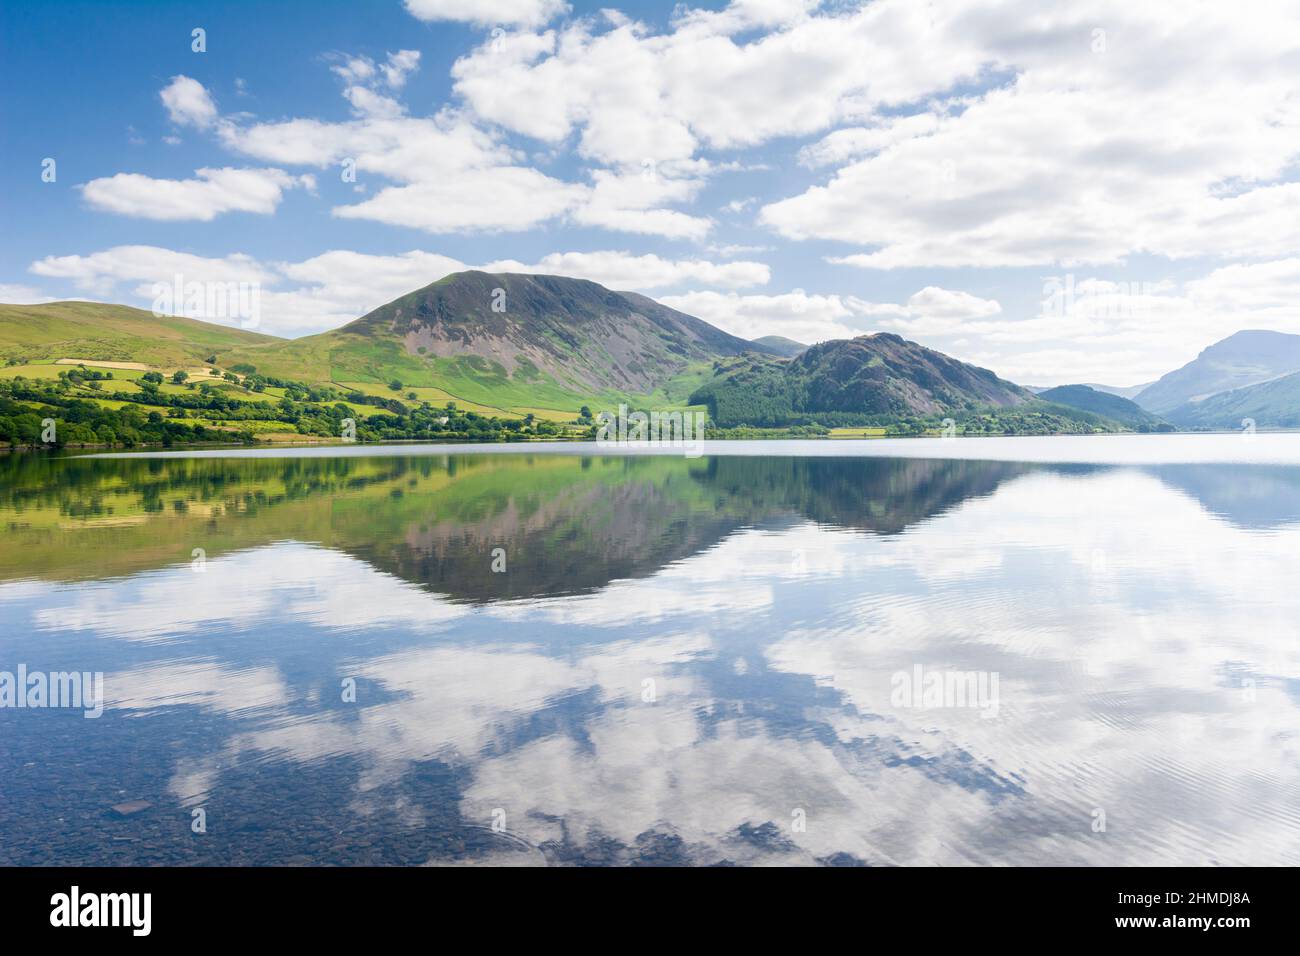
[
  {"xmin": 571, "ymin": 166, "xmax": 712, "ymax": 240},
  {"xmin": 1185, "ymin": 258, "xmax": 1300, "ymax": 323},
  {"xmin": 331, "ymin": 50, "xmax": 422, "ymax": 116},
  {"xmin": 903, "ymin": 287, "xmax": 1001, "ymax": 321},
  {"xmin": 81, "ymin": 167, "xmax": 311, "ymax": 221},
  {"xmin": 332, "ymin": 167, "xmax": 587, "ymax": 233},
  {"xmin": 381, "ymin": 50, "xmax": 421, "ymax": 89},
  {"xmin": 0, "ymin": 283, "xmax": 54, "ymax": 304},
  {"xmin": 797, "ymin": 113, "xmax": 941, "ymax": 168},
  {"xmin": 30, "ymin": 245, "xmax": 271, "ymax": 300},
  {"xmin": 221, "ymin": 108, "xmax": 509, "ymax": 180},
  {"xmin": 660, "ymin": 286, "xmax": 1001, "ymax": 344},
  {"xmin": 159, "ymin": 75, "xmax": 218, "ymax": 129},
  {"xmin": 331, "ymin": 55, "xmax": 377, "ymax": 85},
  {"xmin": 404, "ymin": 0, "xmax": 569, "ymax": 28}
]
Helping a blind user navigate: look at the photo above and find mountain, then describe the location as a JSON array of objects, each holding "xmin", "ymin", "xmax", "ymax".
[
  {"xmin": 0, "ymin": 301, "xmax": 275, "ymax": 367},
  {"xmin": 752, "ymin": 335, "xmax": 808, "ymax": 357},
  {"xmin": 1134, "ymin": 330, "xmax": 1300, "ymax": 413},
  {"xmin": 1038, "ymin": 384, "xmax": 1169, "ymax": 429},
  {"xmin": 1164, "ymin": 369, "xmax": 1300, "ymax": 428},
  {"xmin": 790, "ymin": 334, "xmax": 1032, "ymax": 413},
  {"xmin": 216, "ymin": 272, "xmax": 777, "ymax": 411},
  {"xmin": 691, "ymin": 333, "xmax": 1034, "ymax": 426}
]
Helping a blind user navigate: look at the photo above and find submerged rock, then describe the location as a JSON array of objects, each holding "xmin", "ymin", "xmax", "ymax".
[{"xmin": 110, "ymin": 800, "xmax": 152, "ymax": 817}]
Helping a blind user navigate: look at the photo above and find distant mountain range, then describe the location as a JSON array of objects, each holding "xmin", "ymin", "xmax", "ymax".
[{"xmin": 4, "ymin": 273, "xmax": 1300, "ymax": 433}]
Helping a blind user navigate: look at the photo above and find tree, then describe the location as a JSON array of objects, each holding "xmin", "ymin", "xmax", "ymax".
[
  {"xmin": 389, "ymin": 380, "xmax": 403, "ymax": 392},
  {"xmin": 172, "ymin": 370, "xmax": 188, "ymax": 384}
]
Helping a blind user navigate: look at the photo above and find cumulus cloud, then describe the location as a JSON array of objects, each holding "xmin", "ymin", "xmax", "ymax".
[
  {"xmin": 571, "ymin": 166, "xmax": 712, "ymax": 240},
  {"xmin": 81, "ymin": 167, "xmax": 312, "ymax": 221},
  {"xmin": 797, "ymin": 114, "xmax": 942, "ymax": 169},
  {"xmin": 181, "ymin": 63, "xmax": 710, "ymax": 237},
  {"xmin": 333, "ymin": 168, "xmax": 588, "ymax": 233},
  {"xmin": 449, "ymin": 0, "xmax": 989, "ymax": 166},
  {"xmin": 159, "ymin": 75, "xmax": 218, "ymax": 129}
]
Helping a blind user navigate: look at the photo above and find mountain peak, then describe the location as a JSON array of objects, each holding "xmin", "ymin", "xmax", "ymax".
[{"xmin": 319, "ymin": 272, "xmax": 767, "ymax": 398}]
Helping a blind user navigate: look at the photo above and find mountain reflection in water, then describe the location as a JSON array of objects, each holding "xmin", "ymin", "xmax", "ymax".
[{"xmin": 1, "ymin": 449, "xmax": 1297, "ymax": 865}]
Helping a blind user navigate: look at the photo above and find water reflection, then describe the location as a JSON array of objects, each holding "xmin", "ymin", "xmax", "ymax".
[{"xmin": 0, "ymin": 449, "xmax": 1297, "ymax": 865}]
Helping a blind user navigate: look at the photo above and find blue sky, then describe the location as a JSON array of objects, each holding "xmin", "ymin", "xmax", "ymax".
[{"xmin": 4, "ymin": 0, "xmax": 1300, "ymax": 386}]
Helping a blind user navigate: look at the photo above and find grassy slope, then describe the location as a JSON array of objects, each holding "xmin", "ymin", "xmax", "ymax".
[
  {"xmin": 1166, "ymin": 369, "xmax": 1300, "ymax": 428},
  {"xmin": 0, "ymin": 302, "xmax": 277, "ymax": 367}
]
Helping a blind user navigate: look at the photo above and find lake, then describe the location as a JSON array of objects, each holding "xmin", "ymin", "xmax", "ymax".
[{"xmin": 2, "ymin": 436, "xmax": 1298, "ymax": 866}]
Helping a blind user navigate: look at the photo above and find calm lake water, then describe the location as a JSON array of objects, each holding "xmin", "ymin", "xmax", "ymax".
[{"xmin": 2, "ymin": 437, "xmax": 1298, "ymax": 866}]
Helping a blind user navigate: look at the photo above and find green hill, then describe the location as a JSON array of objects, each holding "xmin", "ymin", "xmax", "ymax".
[
  {"xmin": 751, "ymin": 335, "xmax": 807, "ymax": 357},
  {"xmin": 1038, "ymin": 384, "xmax": 1170, "ymax": 429},
  {"xmin": 0, "ymin": 301, "xmax": 276, "ymax": 367}
]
